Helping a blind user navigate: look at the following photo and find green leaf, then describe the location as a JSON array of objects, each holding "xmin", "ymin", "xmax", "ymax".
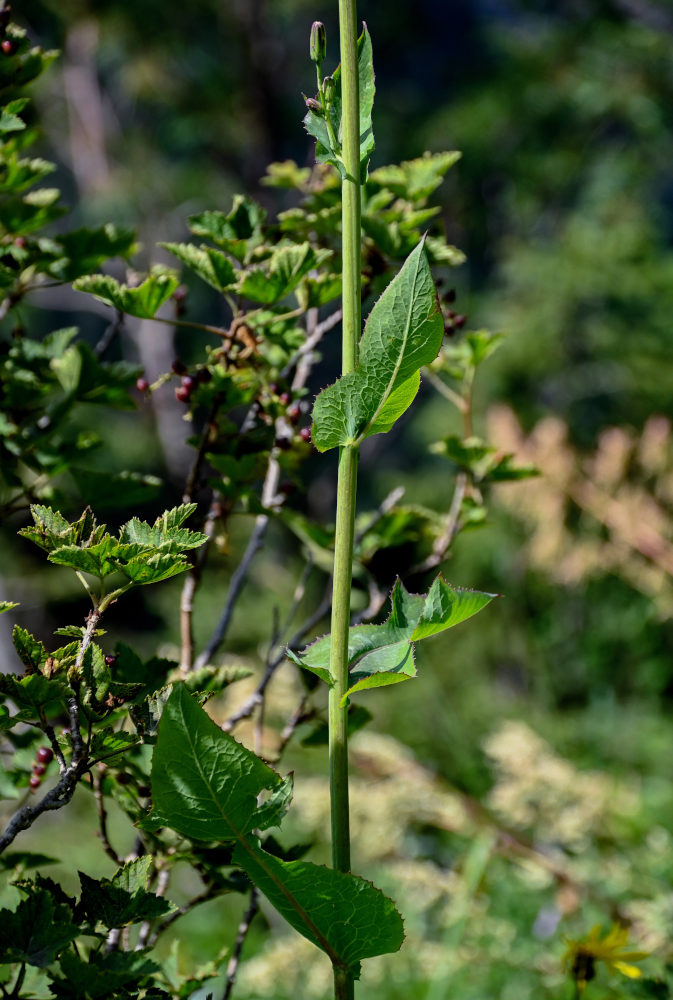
[
  {"xmin": 304, "ymin": 24, "xmax": 376, "ymax": 182},
  {"xmin": 0, "ymin": 672, "xmax": 68, "ymax": 714},
  {"xmin": 312, "ymin": 239, "xmax": 442, "ymax": 450},
  {"xmin": 288, "ymin": 576, "xmax": 496, "ymax": 704},
  {"xmin": 160, "ymin": 241, "xmax": 237, "ymax": 292},
  {"xmin": 150, "ymin": 684, "xmax": 283, "ymax": 842},
  {"xmin": 251, "ymin": 774, "xmax": 294, "ymax": 832},
  {"xmin": 18, "ymin": 504, "xmax": 73, "ymax": 552},
  {"xmin": 90, "ymin": 728, "xmax": 138, "ymax": 764},
  {"xmin": 0, "ymin": 97, "xmax": 28, "ymax": 133},
  {"xmin": 11, "ymin": 624, "xmax": 45, "ymax": 672},
  {"xmin": 369, "ymin": 151, "xmax": 461, "ymax": 201},
  {"xmin": 119, "ymin": 552, "xmax": 191, "ymax": 585},
  {"xmin": 0, "ymin": 886, "xmax": 78, "ymax": 968},
  {"xmin": 189, "ymin": 196, "xmax": 266, "ymax": 264},
  {"xmin": 47, "ymin": 224, "xmax": 137, "ymax": 281},
  {"xmin": 73, "ymin": 266, "xmax": 179, "ymax": 319},
  {"xmin": 238, "ymin": 243, "xmax": 331, "ymax": 305},
  {"xmin": 49, "ymin": 949, "xmax": 158, "ymax": 998},
  {"xmin": 78, "ymin": 857, "xmax": 174, "ymax": 930},
  {"xmin": 233, "ymin": 836, "xmax": 403, "ymax": 979},
  {"xmin": 0, "ymin": 601, "xmax": 18, "ymax": 615},
  {"xmin": 48, "ymin": 535, "xmax": 121, "ymax": 578}
]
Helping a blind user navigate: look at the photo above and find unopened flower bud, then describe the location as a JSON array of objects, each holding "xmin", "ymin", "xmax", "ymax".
[
  {"xmin": 305, "ymin": 96, "xmax": 323, "ymax": 116},
  {"xmin": 322, "ymin": 76, "xmax": 336, "ymax": 106},
  {"xmin": 310, "ymin": 21, "xmax": 326, "ymax": 65}
]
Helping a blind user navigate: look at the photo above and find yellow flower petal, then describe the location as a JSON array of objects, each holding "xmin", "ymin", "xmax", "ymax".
[{"xmin": 612, "ymin": 961, "xmax": 643, "ymax": 980}]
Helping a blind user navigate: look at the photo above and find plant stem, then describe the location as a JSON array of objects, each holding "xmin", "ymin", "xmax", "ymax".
[{"xmin": 330, "ymin": 0, "xmax": 360, "ymax": 997}]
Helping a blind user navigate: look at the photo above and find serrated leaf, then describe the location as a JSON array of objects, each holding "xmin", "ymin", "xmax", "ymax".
[
  {"xmin": 91, "ymin": 728, "xmax": 138, "ymax": 764},
  {"xmin": 152, "ymin": 687, "xmax": 403, "ymax": 976},
  {"xmin": 160, "ymin": 242, "xmax": 237, "ymax": 292},
  {"xmin": 233, "ymin": 836, "xmax": 403, "ymax": 978},
  {"xmin": 312, "ymin": 239, "xmax": 442, "ymax": 451},
  {"xmin": 18, "ymin": 504, "xmax": 72, "ymax": 552},
  {"xmin": 73, "ymin": 266, "xmax": 179, "ymax": 319},
  {"xmin": 238, "ymin": 243, "xmax": 330, "ymax": 306},
  {"xmin": 369, "ymin": 151, "xmax": 461, "ymax": 201},
  {"xmin": 189, "ymin": 196, "xmax": 266, "ymax": 264},
  {"xmin": 48, "ymin": 224, "xmax": 137, "ymax": 282},
  {"xmin": 48, "ymin": 535, "xmax": 121, "ymax": 577},
  {"xmin": 119, "ymin": 552, "xmax": 191, "ymax": 585},
  {"xmin": 150, "ymin": 684, "xmax": 283, "ymax": 842},
  {"xmin": 12, "ymin": 624, "xmax": 45, "ymax": 672},
  {"xmin": 0, "ymin": 887, "xmax": 78, "ymax": 967},
  {"xmin": 78, "ymin": 858, "xmax": 174, "ymax": 930},
  {"xmin": 288, "ymin": 576, "xmax": 496, "ymax": 704},
  {"xmin": 251, "ymin": 774, "xmax": 294, "ymax": 832},
  {"xmin": 0, "ymin": 672, "xmax": 68, "ymax": 714},
  {"xmin": 0, "ymin": 97, "xmax": 28, "ymax": 133},
  {"xmin": 49, "ymin": 948, "xmax": 158, "ymax": 998},
  {"xmin": 179, "ymin": 663, "xmax": 253, "ymax": 697}
]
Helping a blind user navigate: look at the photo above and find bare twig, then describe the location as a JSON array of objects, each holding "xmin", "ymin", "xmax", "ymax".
[
  {"xmin": 223, "ymin": 584, "xmax": 332, "ymax": 731},
  {"xmin": 194, "ymin": 453, "xmax": 281, "ymax": 671},
  {"xmin": 412, "ymin": 471, "xmax": 467, "ymax": 574},
  {"xmin": 94, "ymin": 309, "xmax": 124, "ymax": 357},
  {"xmin": 94, "ymin": 766, "xmax": 122, "ymax": 864},
  {"xmin": 136, "ymin": 866, "xmax": 171, "ymax": 950},
  {"xmin": 221, "ymin": 888, "xmax": 259, "ymax": 1000}
]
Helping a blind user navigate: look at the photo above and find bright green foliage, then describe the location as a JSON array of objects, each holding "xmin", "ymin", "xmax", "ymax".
[
  {"xmin": 431, "ymin": 436, "xmax": 538, "ymax": 485},
  {"xmin": 312, "ymin": 239, "xmax": 443, "ymax": 450},
  {"xmin": 78, "ymin": 857, "xmax": 174, "ymax": 930},
  {"xmin": 288, "ymin": 575, "xmax": 496, "ymax": 703},
  {"xmin": 151, "ymin": 685, "xmax": 405, "ymax": 973},
  {"xmin": 20, "ymin": 504, "xmax": 207, "ymax": 590},
  {"xmin": 151, "ymin": 684, "xmax": 284, "ymax": 842},
  {"xmin": 304, "ymin": 24, "xmax": 375, "ymax": 182},
  {"xmin": 159, "ymin": 241, "xmax": 237, "ymax": 293},
  {"xmin": 189, "ymin": 195, "xmax": 267, "ymax": 263},
  {"xmin": 73, "ymin": 266, "xmax": 180, "ymax": 319},
  {"xmin": 232, "ymin": 836, "xmax": 404, "ymax": 979}
]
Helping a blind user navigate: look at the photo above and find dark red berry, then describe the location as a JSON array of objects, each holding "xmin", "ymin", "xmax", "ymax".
[
  {"xmin": 36, "ymin": 747, "xmax": 54, "ymax": 764},
  {"xmin": 104, "ymin": 654, "xmax": 117, "ymax": 667},
  {"xmin": 14, "ymin": 236, "xmax": 26, "ymax": 249},
  {"xmin": 276, "ymin": 435, "xmax": 292, "ymax": 451},
  {"xmin": 1, "ymin": 39, "xmax": 14, "ymax": 55},
  {"xmin": 136, "ymin": 377, "xmax": 149, "ymax": 393},
  {"xmin": 29, "ymin": 775, "xmax": 41, "ymax": 790},
  {"xmin": 279, "ymin": 392, "xmax": 291, "ymax": 406},
  {"xmin": 171, "ymin": 359, "xmax": 187, "ymax": 375},
  {"xmin": 286, "ymin": 403, "xmax": 301, "ymax": 424},
  {"xmin": 445, "ymin": 288, "xmax": 456, "ymax": 303},
  {"xmin": 279, "ymin": 480, "xmax": 297, "ymax": 496},
  {"xmin": 175, "ymin": 385, "xmax": 191, "ymax": 403},
  {"xmin": 196, "ymin": 367, "xmax": 212, "ymax": 384},
  {"xmin": 453, "ymin": 314, "xmax": 467, "ymax": 328},
  {"xmin": 181, "ymin": 375, "xmax": 197, "ymax": 392},
  {"xmin": 32, "ymin": 763, "xmax": 46, "ymax": 776},
  {"xmin": 172, "ymin": 286, "xmax": 187, "ymax": 302},
  {"xmin": 115, "ymin": 772, "xmax": 132, "ymax": 785},
  {"xmin": 299, "ymin": 427, "xmax": 312, "ymax": 443},
  {"xmin": 137, "ymin": 785, "xmax": 151, "ymax": 798}
]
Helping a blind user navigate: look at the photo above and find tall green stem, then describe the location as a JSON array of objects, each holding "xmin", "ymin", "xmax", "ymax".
[{"xmin": 329, "ymin": 0, "xmax": 360, "ymax": 997}]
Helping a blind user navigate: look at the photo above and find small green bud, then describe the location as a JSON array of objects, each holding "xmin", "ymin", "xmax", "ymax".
[
  {"xmin": 322, "ymin": 75, "xmax": 336, "ymax": 107},
  {"xmin": 310, "ymin": 21, "xmax": 326, "ymax": 65}
]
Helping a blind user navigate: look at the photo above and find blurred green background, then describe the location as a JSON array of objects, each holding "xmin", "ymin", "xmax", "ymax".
[{"xmin": 4, "ymin": 1, "xmax": 673, "ymax": 997}]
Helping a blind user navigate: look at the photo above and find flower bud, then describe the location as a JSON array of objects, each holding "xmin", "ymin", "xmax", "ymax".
[
  {"xmin": 322, "ymin": 76, "xmax": 336, "ymax": 107},
  {"xmin": 310, "ymin": 21, "xmax": 326, "ymax": 65},
  {"xmin": 305, "ymin": 96, "xmax": 323, "ymax": 116}
]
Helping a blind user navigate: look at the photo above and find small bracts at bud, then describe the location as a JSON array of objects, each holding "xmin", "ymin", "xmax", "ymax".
[{"xmin": 310, "ymin": 21, "xmax": 326, "ymax": 65}]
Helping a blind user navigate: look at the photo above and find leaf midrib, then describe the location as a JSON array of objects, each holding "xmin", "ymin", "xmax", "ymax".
[{"xmin": 355, "ymin": 247, "xmax": 423, "ymax": 444}]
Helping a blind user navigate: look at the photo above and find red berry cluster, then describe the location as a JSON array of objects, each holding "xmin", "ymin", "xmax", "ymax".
[
  {"xmin": 173, "ymin": 360, "xmax": 212, "ymax": 403},
  {"xmin": 29, "ymin": 746, "xmax": 53, "ymax": 791}
]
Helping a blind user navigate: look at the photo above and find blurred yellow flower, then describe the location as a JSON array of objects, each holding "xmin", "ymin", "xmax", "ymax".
[{"xmin": 562, "ymin": 924, "xmax": 649, "ymax": 994}]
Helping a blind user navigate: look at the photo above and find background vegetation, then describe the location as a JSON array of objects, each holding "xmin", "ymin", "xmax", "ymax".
[{"xmin": 3, "ymin": 1, "xmax": 673, "ymax": 997}]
